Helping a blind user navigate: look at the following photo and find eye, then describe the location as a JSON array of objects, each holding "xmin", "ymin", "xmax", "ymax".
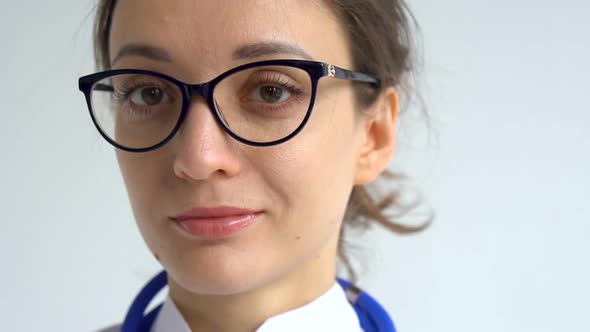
[
  {"xmin": 256, "ymin": 85, "xmax": 290, "ymax": 103},
  {"xmin": 129, "ymin": 87, "xmax": 169, "ymax": 106}
]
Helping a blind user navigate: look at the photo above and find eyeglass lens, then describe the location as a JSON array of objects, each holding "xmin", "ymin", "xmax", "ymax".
[{"xmin": 89, "ymin": 65, "xmax": 313, "ymax": 149}]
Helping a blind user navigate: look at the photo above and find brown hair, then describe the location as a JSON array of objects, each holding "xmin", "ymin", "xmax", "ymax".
[{"xmin": 92, "ymin": 0, "xmax": 432, "ymax": 283}]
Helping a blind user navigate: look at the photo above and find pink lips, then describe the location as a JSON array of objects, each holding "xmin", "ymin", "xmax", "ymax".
[{"xmin": 171, "ymin": 206, "xmax": 261, "ymax": 239}]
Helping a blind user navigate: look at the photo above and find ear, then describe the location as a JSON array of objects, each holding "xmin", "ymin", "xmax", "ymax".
[{"xmin": 353, "ymin": 87, "xmax": 399, "ymax": 185}]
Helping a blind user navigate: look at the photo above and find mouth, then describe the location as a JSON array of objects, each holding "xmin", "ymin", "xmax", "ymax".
[{"xmin": 171, "ymin": 206, "xmax": 262, "ymax": 239}]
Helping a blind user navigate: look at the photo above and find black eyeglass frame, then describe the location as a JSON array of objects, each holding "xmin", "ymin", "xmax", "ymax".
[{"xmin": 78, "ymin": 59, "xmax": 380, "ymax": 152}]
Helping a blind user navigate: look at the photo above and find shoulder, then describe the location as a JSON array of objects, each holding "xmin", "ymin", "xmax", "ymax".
[{"xmin": 96, "ymin": 323, "xmax": 122, "ymax": 332}]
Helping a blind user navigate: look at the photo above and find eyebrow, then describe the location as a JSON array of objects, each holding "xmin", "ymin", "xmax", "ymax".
[
  {"xmin": 111, "ymin": 43, "xmax": 172, "ymax": 65},
  {"xmin": 232, "ymin": 41, "xmax": 314, "ymax": 61},
  {"xmin": 111, "ymin": 41, "xmax": 314, "ymax": 66}
]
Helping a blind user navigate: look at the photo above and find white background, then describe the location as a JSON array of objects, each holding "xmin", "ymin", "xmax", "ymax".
[{"xmin": 1, "ymin": 0, "xmax": 588, "ymax": 331}]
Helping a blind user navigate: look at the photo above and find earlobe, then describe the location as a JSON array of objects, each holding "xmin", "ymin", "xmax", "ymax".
[{"xmin": 353, "ymin": 87, "xmax": 399, "ymax": 185}]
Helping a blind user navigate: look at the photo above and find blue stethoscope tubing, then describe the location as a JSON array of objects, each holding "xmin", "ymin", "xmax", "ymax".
[{"xmin": 122, "ymin": 270, "xmax": 396, "ymax": 332}]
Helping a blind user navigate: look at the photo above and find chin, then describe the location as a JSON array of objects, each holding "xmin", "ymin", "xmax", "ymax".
[{"xmin": 164, "ymin": 251, "xmax": 272, "ymax": 296}]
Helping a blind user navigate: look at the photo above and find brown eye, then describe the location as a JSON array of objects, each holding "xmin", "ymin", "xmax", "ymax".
[
  {"xmin": 130, "ymin": 87, "xmax": 167, "ymax": 106},
  {"xmin": 258, "ymin": 86, "xmax": 288, "ymax": 103}
]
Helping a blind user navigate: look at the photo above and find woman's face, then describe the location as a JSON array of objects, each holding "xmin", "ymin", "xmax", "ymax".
[{"xmin": 110, "ymin": 0, "xmax": 383, "ymax": 295}]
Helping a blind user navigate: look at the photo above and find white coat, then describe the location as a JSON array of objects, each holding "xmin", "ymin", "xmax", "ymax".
[{"xmin": 98, "ymin": 281, "xmax": 364, "ymax": 332}]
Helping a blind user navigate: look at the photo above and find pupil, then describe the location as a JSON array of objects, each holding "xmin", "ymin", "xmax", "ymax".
[
  {"xmin": 142, "ymin": 88, "xmax": 162, "ymax": 105},
  {"xmin": 260, "ymin": 86, "xmax": 282, "ymax": 103}
]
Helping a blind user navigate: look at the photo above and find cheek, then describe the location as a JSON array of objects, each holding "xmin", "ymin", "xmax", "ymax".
[
  {"xmin": 115, "ymin": 151, "xmax": 167, "ymax": 224},
  {"xmin": 253, "ymin": 92, "xmax": 361, "ymax": 235},
  {"xmin": 116, "ymin": 150, "xmax": 178, "ymax": 262}
]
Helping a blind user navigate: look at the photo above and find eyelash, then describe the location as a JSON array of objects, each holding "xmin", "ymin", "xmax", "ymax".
[
  {"xmin": 255, "ymin": 74, "xmax": 303, "ymax": 93},
  {"xmin": 247, "ymin": 74, "xmax": 305, "ymax": 110},
  {"xmin": 112, "ymin": 80, "xmax": 170, "ymax": 102},
  {"xmin": 112, "ymin": 80, "xmax": 174, "ymax": 117}
]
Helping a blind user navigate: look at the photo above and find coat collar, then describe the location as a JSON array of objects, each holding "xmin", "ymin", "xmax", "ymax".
[{"xmin": 152, "ymin": 281, "xmax": 363, "ymax": 332}]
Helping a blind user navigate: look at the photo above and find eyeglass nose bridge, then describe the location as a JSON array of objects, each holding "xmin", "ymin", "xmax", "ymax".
[
  {"xmin": 181, "ymin": 79, "xmax": 225, "ymax": 117},
  {"xmin": 178, "ymin": 81, "xmax": 233, "ymax": 132},
  {"xmin": 178, "ymin": 79, "xmax": 256, "ymax": 146},
  {"xmin": 177, "ymin": 81, "xmax": 214, "ymax": 117},
  {"xmin": 182, "ymin": 82, "xmax": 218, "ymax": 116},
  {"xmin": 184, "ymin": 82, "xmax": 211, "ymax": 99}
]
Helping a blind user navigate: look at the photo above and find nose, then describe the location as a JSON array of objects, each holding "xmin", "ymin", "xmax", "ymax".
[{"xmin": 172, "ymin": 96, "xmax": 242, "ymax": 181}]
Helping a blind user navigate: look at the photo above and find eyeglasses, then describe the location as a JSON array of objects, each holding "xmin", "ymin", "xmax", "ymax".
[{"xmin": 78, "ymin": 59, "xmax": 379, "ymax": 152}]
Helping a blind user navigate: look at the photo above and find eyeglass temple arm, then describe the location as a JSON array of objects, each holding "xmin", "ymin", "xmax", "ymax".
[
  {"xmin": 326, "ymin": 64, "xmax": 381, "ymax": 88},
  {"xmin": 93, "ymin": 83, "xmax": 114, "ymax": 92}
]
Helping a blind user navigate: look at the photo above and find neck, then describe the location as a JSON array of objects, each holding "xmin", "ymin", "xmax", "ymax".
[{"xmin": 167, "ymin": 235, "xmax": 339, "ymax": 332}]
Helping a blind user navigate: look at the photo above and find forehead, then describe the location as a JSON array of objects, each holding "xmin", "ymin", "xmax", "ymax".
[{"xmin": 109, "ymin": 0, "xmax": 351, "ymax": 77}]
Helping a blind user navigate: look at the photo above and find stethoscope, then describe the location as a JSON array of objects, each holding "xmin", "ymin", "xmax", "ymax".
[{"xmin": 121, "ymin": 270, "xmax": 396, "ymax": 332}]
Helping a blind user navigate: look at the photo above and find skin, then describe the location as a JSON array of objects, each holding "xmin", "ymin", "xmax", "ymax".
[{"xmin": 109, "ymin": 0, "xmax": 399, "ymax": 331}]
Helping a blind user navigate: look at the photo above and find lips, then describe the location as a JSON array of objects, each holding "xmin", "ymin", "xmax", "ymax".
[
  {"xmin": 173, "ymin": 206, "xmax": 259, "ymax": 221},
  {"xmin": 171, "ymin": 206, "xmax": 261, "ymax": 239}
]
